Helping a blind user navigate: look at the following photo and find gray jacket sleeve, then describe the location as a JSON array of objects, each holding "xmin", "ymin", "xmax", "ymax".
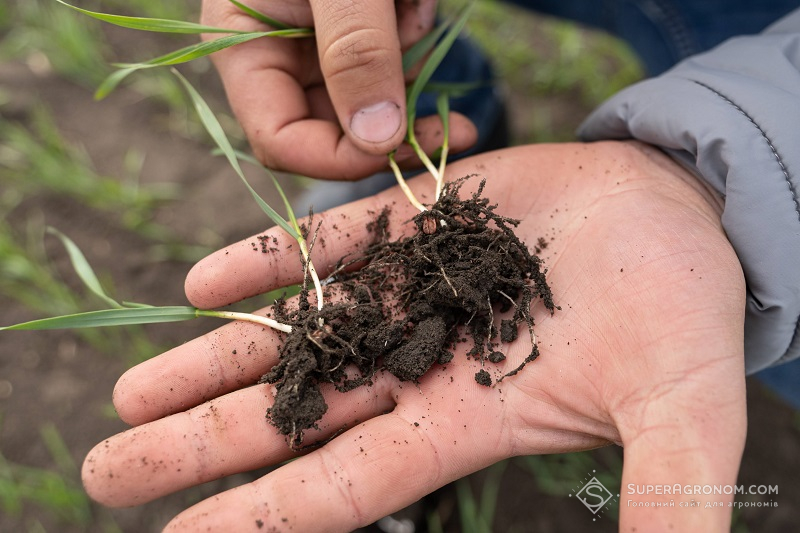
[{"xmin": 577, "ymin": 9, "xmax": 800, "ymax": 374}]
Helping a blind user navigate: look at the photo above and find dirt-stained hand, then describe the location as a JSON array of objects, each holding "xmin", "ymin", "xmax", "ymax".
[
  {"xmin": 82, "ymin": 141, "xmax": 747, "ymax": 532},
  {"xmin": 200, "ymin": 0, "xmax": 477, "ymax": 180}
]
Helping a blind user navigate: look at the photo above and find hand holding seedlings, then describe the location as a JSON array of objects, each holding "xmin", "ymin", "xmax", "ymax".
[
  {"xmin": 200, "ymin": 0, "xmax": 478, "ymax": 179},
  {"xmin": 82, "ymin": 142, "xmax": 747, "ymax": 532}
]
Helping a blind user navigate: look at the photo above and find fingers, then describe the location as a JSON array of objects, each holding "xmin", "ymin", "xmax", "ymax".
[
  {"xmin": 396, "ymin": 0, "xmax": 438, "ymax": 50},
  {"xmin": 209, "ymin": 33, "xmax": 393, "ymax": 180},
  {"xmin": 615, "ymin": 362, "xmax": 747, "ymax": 531},
  {"xmin": 112, "ymin": 315, "xmax": 283, "ymax": 426},
  {"xmin": 395, "ymin": 112, "xmax": 479, "ymax": 168},
  {"xmin": 162, "ymin": 409, "xmax": 505, "ymax": 532},
  {"xmin": 203, "ymin": 1, "xmax": 390, "ymax": 180},
  {"xmin": 83, "ymin": 379, "xmax": 397, "ymax": 507},
  {"xmin": 309, "ymin": 0, "xmax": 409, "ymax": 152},
  {"xmin": 202, "ymin": 0, "xmax": 473, "ymax": 179}
]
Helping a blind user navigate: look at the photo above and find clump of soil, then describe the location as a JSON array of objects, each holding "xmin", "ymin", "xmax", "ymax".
[{"xmin": 260, "ymin": 177, "xmax": 555, "ymax": 447}]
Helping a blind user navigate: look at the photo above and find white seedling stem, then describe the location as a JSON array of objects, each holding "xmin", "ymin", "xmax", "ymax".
[
  {"xmin": 196, "ymin": 310, "xmax": 293, "ymax": 333},
  {"xmin": 389, "ymin": 153, "xmax": 427, "ymax": 212},
  {"xmin": 435, "ymin": 144, "xmax": 448, "ymax": 201},
  {"xmin": 299, "ymin": 239, "xmax": 324, "ymax": 312},
  {"xmin": 409, "ymin": 137, "xmax": 441, "ymax": 183}
]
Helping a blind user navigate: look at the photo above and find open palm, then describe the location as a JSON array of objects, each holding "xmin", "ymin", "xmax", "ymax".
[{"xmin": 83, "ymin": 141, "xmax": 747, "ymax": 532}]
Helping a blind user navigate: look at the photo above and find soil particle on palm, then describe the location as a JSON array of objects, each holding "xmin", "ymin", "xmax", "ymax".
[
  {"xmin": 383, "ymin": 315, "xmax": 448, "ymax": 382},
  {"xmin": 500, "ymin": 319, "xmax": 518, "ymax": 342},
  {"xmin": 488, "ymin": 351, "xmax": 506, "ymax": 363},
  {"xmin": 261, "ymin": 177, "xmax": 555, "ymax": 447},
  {"xmin": 475, "ymin": 369, "xmax": 492, "ymax": 387}
]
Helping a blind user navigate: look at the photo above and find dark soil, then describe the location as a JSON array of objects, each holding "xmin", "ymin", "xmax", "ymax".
[{"xmin": 261, "ymin": 178, "xmax": 555, "ymax": 446}]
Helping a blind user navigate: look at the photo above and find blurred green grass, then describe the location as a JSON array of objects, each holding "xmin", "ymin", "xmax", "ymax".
[
  {"xmin": 0, "ymin": 420, "xmax": 121, "ymax": 532},
  {"xmin": 0, "ymin": 105, "xmax": 178, "ymax": 234}
]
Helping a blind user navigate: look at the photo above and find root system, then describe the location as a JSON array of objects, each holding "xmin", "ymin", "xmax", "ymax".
[{"xmin": 260, "ymin": 177, "xmax": 555, "ymax": 447}]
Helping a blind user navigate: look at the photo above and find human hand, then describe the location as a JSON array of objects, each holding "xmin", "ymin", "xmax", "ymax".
[
  {"xmin": 201, "ymin": 0, "xmax": 478, "ymax": 180},
  {"xmin": 82, "ymin": 141, "xmax": 746, "ymax": 532}
]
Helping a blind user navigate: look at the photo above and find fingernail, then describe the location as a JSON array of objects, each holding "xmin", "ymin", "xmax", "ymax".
[{"xmin": 350, "ymin": 101, "xmax": 402, "ymax": 144}]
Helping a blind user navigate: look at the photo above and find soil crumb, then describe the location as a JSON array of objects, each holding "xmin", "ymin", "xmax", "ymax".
[{"xmin": 475, "ymin": 369, "xmax": 492, "ymax": 387}]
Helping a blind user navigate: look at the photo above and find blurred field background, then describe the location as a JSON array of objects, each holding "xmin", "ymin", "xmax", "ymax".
[{"xmin": 0, "ymin": 1, "xmax": 797, "ymax": 532}]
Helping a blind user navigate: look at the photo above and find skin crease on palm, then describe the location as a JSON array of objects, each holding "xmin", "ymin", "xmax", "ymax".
[{"xmin": 81, "ymin": 141, "xmax": 747, "ymax": 532}]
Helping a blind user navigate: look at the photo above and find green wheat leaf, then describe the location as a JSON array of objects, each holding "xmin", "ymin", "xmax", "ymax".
[
  {"xmin": 406, "ymin": 2, "xmax": 474, "ymax": 126},
  {"xmin": 95, "ymin": 67, "xmax": 138, "ymax": 99},
  {"xmin": 46, "ymin": 227, "xmax": 122, "ymax": 309},
  {"xmin": 213, "ymin": 148, "xmax": 302, "ymax": 235},
  {"xmin": 55, "ymin": 0, "xmax": 245, "ymax": 34},
  {"xmin": 227, "ymin": 148, "xmax": 262, "ymax": 167},
  {"xmin": 227, "ymin": 0, "xmax": 298, "ymax": 31},
  {"xmin": 121, "ymin": 301, "xmax": 155, "ymax": 308},
  {"xmin": 431, "ymin": 93, "xmax": 450, "ymax": 160},
  {"xmin": 95, "ymin": 29, "xmax": 310, "ymax": 99},
  {"xmin": 268, "ymin": 171, "xmax": 302, "ymax": 236},
  {"xmin": 98, "ymin": 32, "xmax": 278, "ymax": 99},
  {"xmin": 0, "ymin": 306, "xmax": 200, "ymax": 331},
  {"xmin": 173, "ymin": 70, "xmax": 300, "ymax": 240},
  {"xmin": 423, "ymin": 80, "xmax": 489, "ymax": 96},
  {"xmin": 401, "ymin": 22, "xmax": 450, "ymax": 73},
  {"xmin": 113, "ymin": 32, "xmax": 275, "ymax": 70},
  {"xmin": 437, "ymin": 93, "xmax": 450, "ymax": 138}
]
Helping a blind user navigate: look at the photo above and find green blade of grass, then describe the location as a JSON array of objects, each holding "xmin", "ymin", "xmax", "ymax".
[
  {"xmin": 214, "ymin": 148, "xmax": 303, "ymax": 239},
  {"xmin": 46, "ymin": 227, "xmax": 122, "ymax": 309},
  {"xmin": 268, "ymin": 171, "xmax": 302, "ymax": 236},
  {"xmin": 0, "ymin": 453, "xmax": 24, "ymax": 517},
  {"xmin": 120, "ymin": 301, "xmax": 155, "ymax": 308},
  {"xmin": 422, "ymin": 80, "xmax": 489, "ymax": 96},
  {"xmin": 112, "ymin": 32, "xmax": 279, "ymax": 69},
  {"xmin": 478, "ymin": 461, "xmax": 507, "ymax": 530},
  {"xmin": 436, "ymin": 92, "xmax": 450, "ymax": 136},
  {"xmin": 455, "ymin": 478, "xmax": 482, "ymax": 533},
  {"xmin": 454, "ymin": 463, "xmax": 506, "ymax": 533},
  {"xmin": 94, "ymin": 66, "xmax": 138, "ymax": 99},
  {"xmin": 173, "ymin": 70, "xmax": 300, "ymax": 240},
  {"xmin": 406, "ymin": 2, "xmax": 474, "ymax": 126},
  {"xmin": 55, "ymin": 0, "xmax": 245, "ymax": 34},
  {"xmin": 39, "ymin": 424, "xmax": 78, "ymax": 477},
  {"xmin": 97, "ymin": 30, "xmax": 312, "ymax": 99},
  {"xmin": 401, "ymin": 21, "xmax": 450, "ymax": 73},
  {"xmin": 211, "ymin": 147, "xmax": 263, "ymax": 168},
  {"xmin": 0, "ymin": 306, "xmax": 200, "ymax": 331},
  {"xmin": 433, "ymin": 92, "xmax": 450, "ymax": 161},
  {"xmin": 227, "ymin": 0, "xmax": 297, "ymax": 31}
]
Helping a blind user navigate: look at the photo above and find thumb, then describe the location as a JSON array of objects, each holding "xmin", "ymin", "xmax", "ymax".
[
  {"xmin": 310, "ymin": 0, "xmax": 410, "ymax": 154},
  {"xmin": 616, "ymin": 370, "xmax": 747, "ymax": 532}
]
